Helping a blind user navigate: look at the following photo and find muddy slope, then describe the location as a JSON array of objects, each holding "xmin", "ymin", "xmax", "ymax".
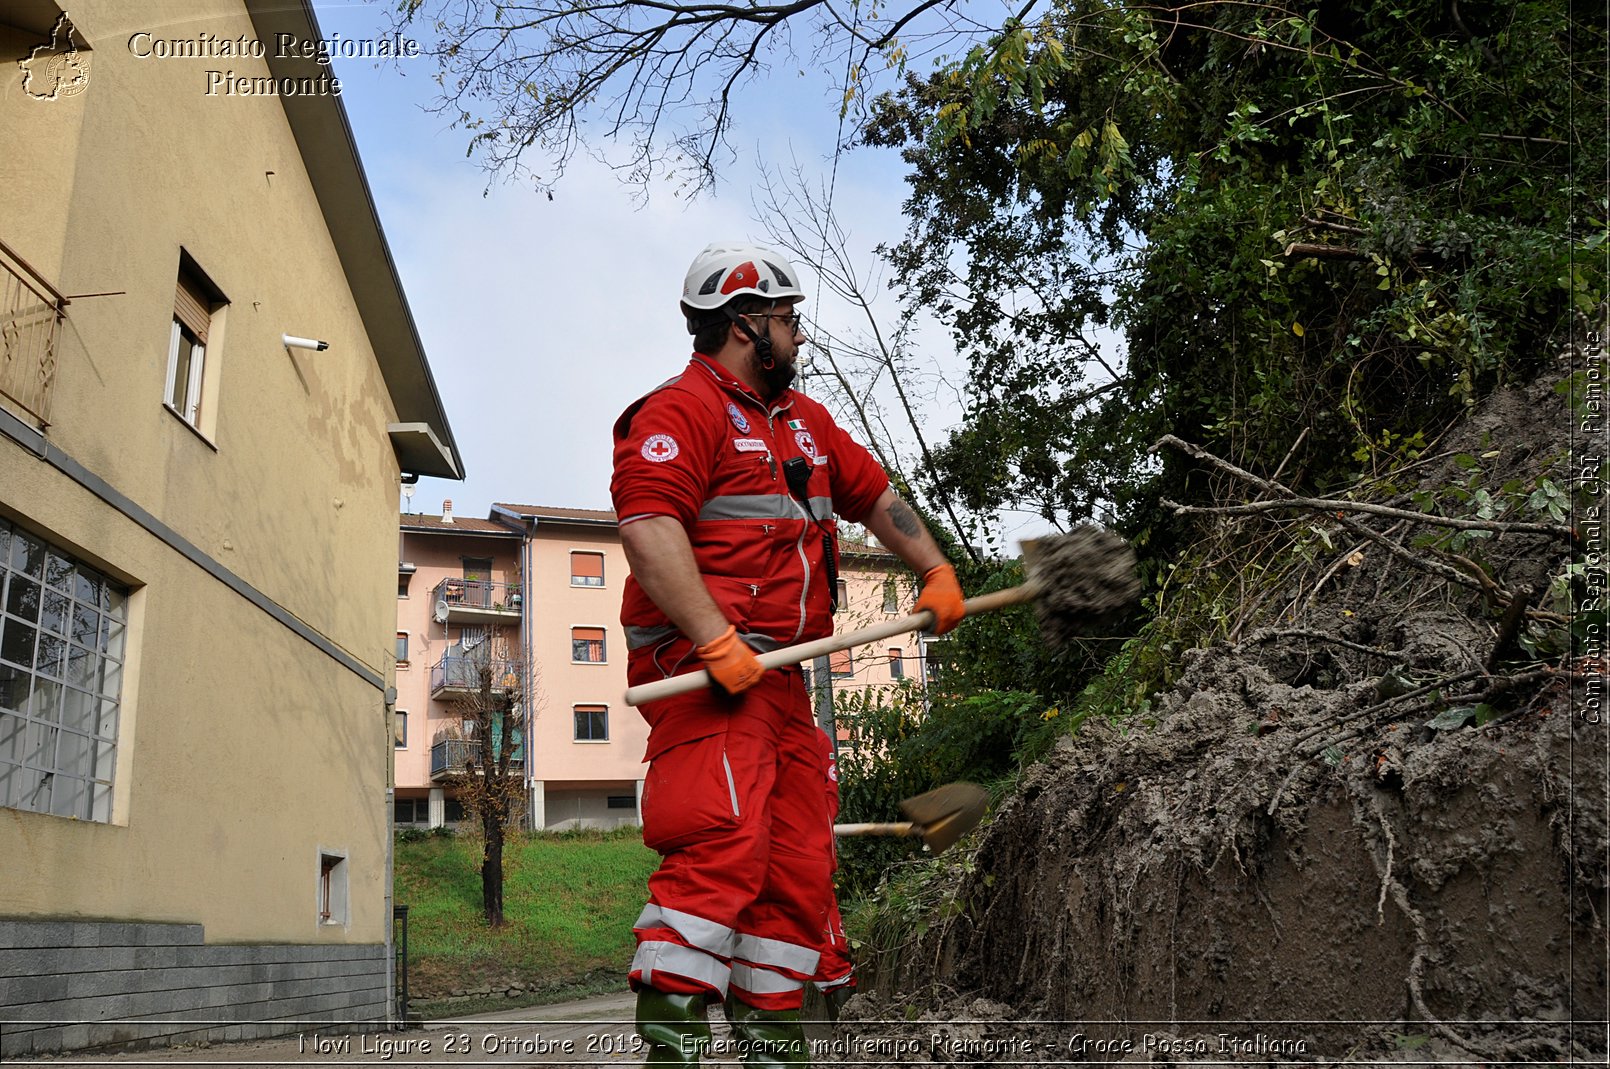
[{"xmin": 840, "ymin": 365, "xmax": 1607, "ymax": 1063}]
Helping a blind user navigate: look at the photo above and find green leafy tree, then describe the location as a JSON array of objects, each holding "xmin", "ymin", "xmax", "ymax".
[{"xmin": 867, "ymin": 1, "xmax": 1604, "ymax": 545}]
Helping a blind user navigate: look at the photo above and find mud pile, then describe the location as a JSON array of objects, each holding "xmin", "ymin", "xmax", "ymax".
[{"xmin": 830, "ymin": 363, "xmax": 1606, "ymax": 1063}]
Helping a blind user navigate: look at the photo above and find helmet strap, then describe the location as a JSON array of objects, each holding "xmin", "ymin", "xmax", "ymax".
[{"xmin": 724, "ymin": 306, "xmax": 775, "ymax": 370}]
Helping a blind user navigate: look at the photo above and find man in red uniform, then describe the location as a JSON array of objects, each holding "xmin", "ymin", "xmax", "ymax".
[{"xmin": 612, "ymin": 242, "xmax": 964, "ymax": 1065}]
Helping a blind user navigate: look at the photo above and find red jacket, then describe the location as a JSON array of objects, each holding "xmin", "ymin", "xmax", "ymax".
[{"xmin": 612, "ymin": 355, "xmax": 889, "ymax": 687}]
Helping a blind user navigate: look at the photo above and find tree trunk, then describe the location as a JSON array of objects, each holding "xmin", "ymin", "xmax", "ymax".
[{"xmin": 482, "ymin": 817, "xmax": 504, "ymax": 927}]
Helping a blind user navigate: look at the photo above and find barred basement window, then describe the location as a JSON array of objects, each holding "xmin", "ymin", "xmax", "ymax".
[{"xmin": 0, "ymin": 519, "xmax": 128, "ymax": 823}]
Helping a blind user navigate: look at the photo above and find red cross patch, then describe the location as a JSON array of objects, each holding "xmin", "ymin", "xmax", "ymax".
[{"xmin": 641, "ymin": 434, "xmax": 680, "ymax": 463}]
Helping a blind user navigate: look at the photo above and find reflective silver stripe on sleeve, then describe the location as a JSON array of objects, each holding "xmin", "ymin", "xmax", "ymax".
[
  {"xmin": 633, "ymin": 940, "xmax": 731, "ymax": 994},
  {"xmin": 730, "ymin": 962, "xmax": 806, "ymax": 995},
  {"xmin": 634, "ymin": 903, "xmax": 738, "ymax": 956},
  {"xmin": 698, "ymin": 495, "xmax": 798, "ymax": 521},
  {"xmin": 733, "ymin": 932, "xmax": 821, "ymax": 976},
  {"xmin": 626, "ymin": 624, "xmax": 679, "ymax": 651}
]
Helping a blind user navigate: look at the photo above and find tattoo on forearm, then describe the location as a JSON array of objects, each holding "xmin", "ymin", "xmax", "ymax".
[{"xmin": 887, "ymin": 498, "xmax": 921, "ymax": 539}]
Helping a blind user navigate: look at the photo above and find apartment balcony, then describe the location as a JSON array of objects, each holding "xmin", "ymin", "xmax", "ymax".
[
  {"xmin": 429, "ymin": 737, "xmax": 524, "ymax": 780},
  {"xmin": 430, "ymin": 577, "xmax": 522, "ymax": 626},
  {"xmin": 429, "ymin": 655, "xmax": 519, "ymax": 702},
  {"xmin": 1, "ymin": 238, "xmax": 66, "ymax": 428}
]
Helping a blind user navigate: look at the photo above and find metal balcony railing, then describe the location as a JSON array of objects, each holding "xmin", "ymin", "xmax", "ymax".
[
  {"xmin": 430, "ymin": 735, "xmax": 523, "ymax": 778},
  {"xmin": 429, "ymin": 655, "xmax": 519, "ymax": 695},
  {"xmin": 432, "ymin": 577, "xmax": 521, "ymax": 612},
  {"xmin": 0, "ymin": 238, "xmax": 66, "ymax": 428}
]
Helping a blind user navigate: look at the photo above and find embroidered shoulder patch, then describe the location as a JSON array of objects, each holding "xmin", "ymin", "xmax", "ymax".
[
  {"xmin": 641, "ymin": 434, "xmax": 680, "ymax": 463},
  {"xmin": 726, "ymin": 402, "xmax": 751, "ymax": 434}
]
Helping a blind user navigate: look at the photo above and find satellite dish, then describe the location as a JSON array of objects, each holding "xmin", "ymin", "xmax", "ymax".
[{"xmin": 433, "ymin": 599, "xmax": 450, "ymax": 624}]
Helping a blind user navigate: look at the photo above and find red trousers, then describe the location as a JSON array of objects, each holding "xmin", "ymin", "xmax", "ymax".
[
  {"xmin": 814, "ymin": 727, "xmax": 855, "ymax": 996},
  {"xmin": 630, "ymin": 670, "xmax": 834, "ymax": 1010}
]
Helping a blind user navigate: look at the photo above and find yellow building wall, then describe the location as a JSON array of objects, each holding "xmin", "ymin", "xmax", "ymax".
[{"xmin": 1, "ymin": 0, "xmax": 402, "ymax": 945}]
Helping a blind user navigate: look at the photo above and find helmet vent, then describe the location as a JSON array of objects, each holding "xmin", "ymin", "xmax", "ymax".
[
  {"xmin": 697, "ymin": 270, "xmax": 724, "ymax": 296},
  {"xmin": 763, "ymin": 261, "xmax": 794, "ymax": 287}
]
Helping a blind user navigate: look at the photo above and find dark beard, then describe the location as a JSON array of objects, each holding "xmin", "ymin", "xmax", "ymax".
[{"xmin": 754, "ymin": 349, "xmax": 797, "ymax": 399}]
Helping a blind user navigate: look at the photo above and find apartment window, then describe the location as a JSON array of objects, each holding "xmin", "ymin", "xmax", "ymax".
[
  {"xmin": 393, "ymin": 798, "xmax": 427, "ymax": 824},
  {"xmin": 883, "ymin": 576, "xmax": 899, "ymax": 613},
  {"xmin": 829, "ymin": 649, "xmax": 853, "ymax": 679},
  {"xmin": 571, "ymin": 551, "xmax": 605, "ymax": 587},
  {"xmin": 836, "ymin": 578, "xmax": 848, "ymax": 608},
  {"xmin": 607, "ymin": 794, "xmax": 636, "ymax": 809},
  {"xmin": 571, "ymin": 626, "xmax": 606, "ymax": 663},
  {"xmin": 394, "ymin": 710, "xmax": 408, "ymax": 749},
  {"xmin": 398, "ymin": 572, "xmax": 412, "ymax": 598},
  {"xmin": 165, "ymin": 257, "xmax": 220, "ymax": 431},
  {"xmin": 443, "ymin": 798, "xmax": 465, "ymax": 823},
  {"xmin": 318, "ymin": 852, "xmax": 348, "ymax": 925},
  {"xmin": 395, "ymin": 631, "xmax": 409, "ymax": 665},
  {"xmin": 888, "ymin": 648, "xmax": 905, "ymax": 680},
  {"xmin": 0, "ymin": 519, "xmax": 128, "ymax": 823},
  {"xmin": 574, "ymin": 704, "xmax": 608, "ymax": 741}
]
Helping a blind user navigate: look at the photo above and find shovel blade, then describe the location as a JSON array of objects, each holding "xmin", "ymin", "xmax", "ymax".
[{"xmin": 898, "ymin": 782, "xmax": 988, "ymax": 855}]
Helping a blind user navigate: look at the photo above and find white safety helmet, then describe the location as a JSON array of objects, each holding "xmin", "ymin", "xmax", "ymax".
[{"xmin": 680, "ymin": 242, "xmax": 805, "ymax": 334}]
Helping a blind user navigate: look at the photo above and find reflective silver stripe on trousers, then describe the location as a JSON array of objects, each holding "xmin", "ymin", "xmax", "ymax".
[
  {"xmin": 729, "ymin": 962, "xmax": 805, "ymax": 995},
  {"xmin": 815, "ymin": 972, "xmax": 855, "ymax": 991},
  {"xmin": 633, "ymin": 940, "xmax": 730, "ymax": 994},
  {"xmin": 635, "ymin": 903, "xmax": 737, "ymax": 956},
  {"xmin": 733, "ymin": 932, "xmax": 820, "ymax": 976},
  {"xmin": 698, "ymin": 495, "xmax": 835, "ymax": 522}
]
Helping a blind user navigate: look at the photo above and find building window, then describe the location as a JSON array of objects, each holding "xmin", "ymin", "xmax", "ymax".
[
  {"xmin": 574, "ymin": 704, "xmax": 608, "ymax": 741},
  {"xmin": 0, "ymin": 519, "xmax": 129, "ymax": 823},
  {"xmin": 571, "ymin": 626, "xmax": 606, "ymax": 663},
  {"xmin": 443, "ymin": 798, "xmax": 465, "ymax": 823},
  {"xmin": 607, "ymin": 794, "xmax": 636, "ymax": 809},
  {"xmin": 393, "ymin": 798, "xmax": 428, "ymax": 824},
  {"xmin": 835, "ymin": 578, "xmax": 848, "ymax": 608},
  {"xmin": 394, "ymin": 710, "xmax": 408, "ymax": 749},
  {"xmin": 398, "ymin": 572, "xmax": 412, "ymax": 598},
  {"xmin": 395, "ymin": 631, "xmax": 409, "ymax": 665},
  {"xmin": 888, "ymin": 648, "xmax": 904, "ymax": 680},
  {"xmin": 883, "ymin": 576, "xmax": 899, "ymax": 613},
  {"xmin": 571, "ymin": 551, "xmax": 605, "ymax": 587},
  {"xmin": 318, "ymin": 852, "xmax": 348, "ymax": 925},
  {"xmin": 165, "ymin": 257, "xmax": 220, "ymax": 430},
  {"xmin": 829, "ymin": 649, "xmax": 853, "ymax": 679}
]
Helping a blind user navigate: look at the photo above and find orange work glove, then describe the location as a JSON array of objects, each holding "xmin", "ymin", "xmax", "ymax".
[
  {"xmin": 696, "ymin": 624, "xmax": 766, "ymax": 696},
  {"xmin": 915, "ymin": 563, "xmax": 965, "ymax": 635}
]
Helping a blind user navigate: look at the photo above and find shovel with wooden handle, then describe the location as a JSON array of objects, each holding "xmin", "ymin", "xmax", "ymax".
[
  {"xmin": 621, "ymin": 529, "xmax": 1138, "ymax": 708},
  {"xmin": 622, "ymin": 586, "xmax": 1035, "ymax": 707},
  {"xmin": 833, "ymin": 782, "xmax": 988, "ymax": 855}
]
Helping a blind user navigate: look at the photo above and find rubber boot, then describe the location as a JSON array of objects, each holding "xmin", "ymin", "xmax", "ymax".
[
  {"xmin": 636, "ymin": 988, "xmax": 712, "ymax": 1066},
  {"xmin": 725, "ymin": 997, "xmax": 811, "ymax": 1067}
]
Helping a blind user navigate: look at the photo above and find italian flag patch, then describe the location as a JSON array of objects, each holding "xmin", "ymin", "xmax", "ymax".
[{"xmin": 787, "ymin": 419, "xmax": 806, "ymax": 430}]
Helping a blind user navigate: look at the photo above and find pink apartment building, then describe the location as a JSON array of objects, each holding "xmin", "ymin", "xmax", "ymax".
[{"xmin": 395, "ymin": 503, "xmax": 918, "ymax": 831}]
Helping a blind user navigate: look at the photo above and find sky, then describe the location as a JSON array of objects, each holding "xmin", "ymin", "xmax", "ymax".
[{"xmin": 307, "ymin": 0, "xmax": 995, "ymax": 525}]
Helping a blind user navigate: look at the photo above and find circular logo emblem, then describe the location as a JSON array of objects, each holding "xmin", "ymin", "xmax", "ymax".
[
  {"xmin": 726, "ymin": 402, "xmax": 751, "ymax": 434},
  {"xmin": 794, "ymin": 430, "xmax": 819, "ymax": 459},
  {"xmin": 641, "ymin": 434, "xmax": 680, "ymax": 463}
]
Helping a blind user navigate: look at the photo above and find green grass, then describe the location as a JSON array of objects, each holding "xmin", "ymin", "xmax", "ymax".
[{"xmin": 394, "ymin": 828, "xmax": 658, "ymax": 1000}]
